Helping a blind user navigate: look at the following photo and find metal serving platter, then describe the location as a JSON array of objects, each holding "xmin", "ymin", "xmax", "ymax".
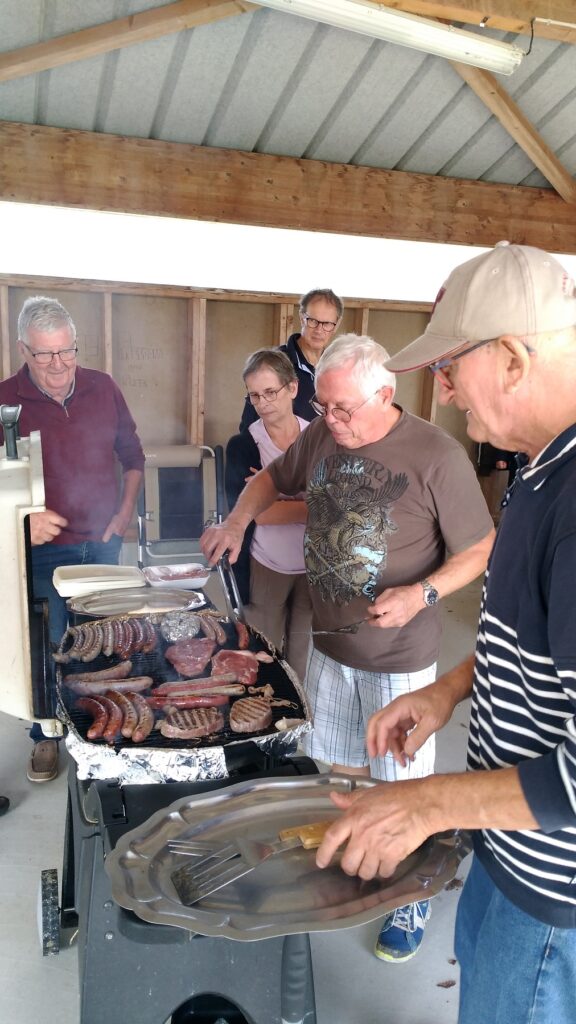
[
  {"xmin": 66, "ymin": 586, "xmax": 206, "ymax": 617},
  {"xmin": 106, "ymin": 774, "xmax": 471, "ymax": 941}
]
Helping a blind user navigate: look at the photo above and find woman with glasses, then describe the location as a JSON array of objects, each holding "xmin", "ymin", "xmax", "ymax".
[
  {"xmin": 239, "ymin": 288, "xmax": 343, "ymax": 431},
  {"xmin": 226, "ymin": 349, "xmax": 312, "ymax": 681}
]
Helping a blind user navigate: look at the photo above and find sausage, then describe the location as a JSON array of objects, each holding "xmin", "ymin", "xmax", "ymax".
[
  {"xmin": 141, "ymin": 618, "xmax": 157, "ymax": 654},
  {"xmin": 67, "ymin": 626, "xmax": 87, "ymax": 658},
  {"xmin": 81, "ymin": 621, "xmax": 104, "ymax": 663},
  {"xmin": 112, "ymin": 618, "xmax": 125, "ymax": 657},
  {"xmin": 97, "ymin": 695, "xmax": 123, "ymax": 743},
  {"xmin": 155, "ymin": 673, "xmax": 237, "ymax": 693},
  {"xmin": 64, "ymin": 675, "xmax": 153, "ymax": 696},
  {"xmin": 102, "ymin": 619, "xmax": 115, "ymax": 658},
  {"xmin": 131, "ymin": 617, "xmax": 146, "ymax": 654},
  {"xmin": 75, "ymin": 696, "xmax": 109, "ymax": 740},
  {"xmin": 199, "ymin": 615, "xmax": 217, "ymax": 641},
  {"xmin": 63, "ymin": 661, "xmax": 133, "ymax": 684},
  {"xmin": 208, "ymin": 615, "xmax": 227, "ymax": 646},
  {"xmin": 127, "ymin": 691, "xmax": 155, "ymax": 743},
  {"xmin": 235, "ymin": 620, "xmax": 250, "ymax": 650},
  {"xmin": 148, "ymin": 694, "xmax": 230, "ymax": 709},
  {"xmin": 105, "ymin": 690, "xmax": 139, "ymax": 739}
]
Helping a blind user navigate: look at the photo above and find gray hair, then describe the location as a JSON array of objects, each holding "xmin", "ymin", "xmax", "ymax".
[
  {"xmin": 242, "ymin": 348, "xmax": 297, "ymax": 386},
  {"xmin": 18, "ymin": 296, "xmax": 77, "ymax": 344},
  {"xmin": 316, "ymin": 334, "xmax": 396, "ymax": 395},
  {"xmin": 299, "ymin": 288, "xmax": 343, "ymax": 320}
]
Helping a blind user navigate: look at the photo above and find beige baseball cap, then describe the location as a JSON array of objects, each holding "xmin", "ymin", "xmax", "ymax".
[{"xmin": 385, "ymin": 241, "xmax": 576, "ymax": 372}]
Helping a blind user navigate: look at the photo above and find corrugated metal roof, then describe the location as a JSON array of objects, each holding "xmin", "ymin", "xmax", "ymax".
[{"xmin": 0, "ymin": 0, "xmax": 575, "ymax": 191}]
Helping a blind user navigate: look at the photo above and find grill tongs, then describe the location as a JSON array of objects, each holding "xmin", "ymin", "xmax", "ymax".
[
  {"xmin": 169, "ymin": 820, "xmax": 334, "ymax": 906},
  {"xmin": 216, "ymin": 552, "xmax": 246, "ymax": 627}
]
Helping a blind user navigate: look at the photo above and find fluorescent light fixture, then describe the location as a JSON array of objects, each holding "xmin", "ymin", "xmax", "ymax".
[{"xmin": 253, "ymin": 0, "xmax": 524, "ymax": 75}]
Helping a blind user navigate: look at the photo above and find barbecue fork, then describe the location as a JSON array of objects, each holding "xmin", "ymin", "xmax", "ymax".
[{"xmin": 169, "ymin": 820, "xmax": 334, "ymax": 905}]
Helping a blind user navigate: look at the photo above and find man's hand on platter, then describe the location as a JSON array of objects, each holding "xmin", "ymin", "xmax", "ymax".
[
  {"xmin": 315, "ymin": 779, "xmax": 433, "ymax": 880},
  {"xmin": 29, "ymin": 509, "xmax": 68, "ymax": 545},
  {"xmin": 367, "ymin": 584, "xmax": 427, "ymax": 628},
  {"xmin": 365, "ymin": 681, "xmax": 456, "ymax": 766},
  {"xmin": 200, "ymin": 518, "xmax": 247, "ymax": 565}
]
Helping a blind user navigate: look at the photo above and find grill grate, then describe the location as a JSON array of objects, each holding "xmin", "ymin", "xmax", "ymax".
[{"xmin": 57, "ymin": 614, "xmax": 307, "ymax": 753}]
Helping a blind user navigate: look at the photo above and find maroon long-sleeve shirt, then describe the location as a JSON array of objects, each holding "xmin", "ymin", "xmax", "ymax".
[{"xmin": 0, "ymin": 365, "xmax": 144, "ymax": 545}]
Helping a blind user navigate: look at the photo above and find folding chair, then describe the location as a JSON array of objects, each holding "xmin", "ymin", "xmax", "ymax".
[{"xmin": 137, "ymin": 444, "xmax": 225, "ymax": 569}]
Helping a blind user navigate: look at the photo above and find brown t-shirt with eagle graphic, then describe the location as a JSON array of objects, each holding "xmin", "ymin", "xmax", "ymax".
[{"xmin": 267, "ymin": 407, "xmax": 492, "ymax": 673}]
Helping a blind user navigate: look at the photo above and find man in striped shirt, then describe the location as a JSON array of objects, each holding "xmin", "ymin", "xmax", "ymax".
[{"xmin": 316, "ymin": 242, "xmax": 576, "ymax": 1024}]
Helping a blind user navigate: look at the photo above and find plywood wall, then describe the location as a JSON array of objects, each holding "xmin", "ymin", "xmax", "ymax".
[{"xmin": 0, "ymin": 276, "xmax": 472, "ymax": 458}]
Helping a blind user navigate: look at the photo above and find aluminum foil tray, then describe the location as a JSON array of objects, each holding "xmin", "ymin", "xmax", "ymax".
[
  {"xmin": 66, "ymin": 587, "xmax": 205, "ymax": 617},
  {"xmin": 106, "ymin": 774, "xmax": 471, "ymax": 940}
]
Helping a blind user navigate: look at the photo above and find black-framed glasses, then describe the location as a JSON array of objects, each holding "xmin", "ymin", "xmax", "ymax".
[
  {"xmin": 310, "ymin": 387, "xmax": 383, "ymax": 423},
  {"xmin": 302, "ymin": 315, "xmax": 338, "ymax": 333},
  {"xmin": 22, "ymin": 342, "xmax": 78, "ymax": 366},
  {"xmin": 245, "ymin": 382, "xmax": 290, "ymax": 405}
]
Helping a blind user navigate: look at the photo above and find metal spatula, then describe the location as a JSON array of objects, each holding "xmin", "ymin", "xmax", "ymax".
[{"xmin": 169, "ymin": 820, "xmax": 334, "ymax": 905}]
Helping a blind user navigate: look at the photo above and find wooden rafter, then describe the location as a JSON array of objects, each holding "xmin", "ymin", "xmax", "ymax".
[
  {"xmin": 0, "ymin": 0, "xmax": 256, "ymax": 84},
  {"xmin": 1, "ymin": 121, "xmax": 576, "ymax": 252},
  {"xmin": 451, "ymin": 63, "xmax": 576, "ymax": 204},
  {"xmin": 385, "ymin": 1, "xmax": 576, "ymax": 43},
  {"xmin": 0, "ymin": 1, "xmax": 574, "ymax": 88}
]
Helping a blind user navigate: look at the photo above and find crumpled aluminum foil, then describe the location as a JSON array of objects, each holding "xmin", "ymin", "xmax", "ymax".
[{"xmin": 62, "ymin": 710, "xmax": 311, "ymax": 785}]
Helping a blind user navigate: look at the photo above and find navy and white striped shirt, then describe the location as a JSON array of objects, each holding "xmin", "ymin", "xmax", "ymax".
[{"xmin": 470, "ymin": 424, "xmax": 576, "ymax": 927}]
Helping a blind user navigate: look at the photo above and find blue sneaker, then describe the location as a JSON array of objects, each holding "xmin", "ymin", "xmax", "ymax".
[{"xmin": 374, "ymin": 900, "xmax": 431, "ymax": 962}]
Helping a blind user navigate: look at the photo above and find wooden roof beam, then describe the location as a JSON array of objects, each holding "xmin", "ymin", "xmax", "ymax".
[
  {"xmin": 0, "ymin": 0, "xmax": 255, "ymax": 84},
  {"xmin": 452, "ymin": 63, "xmax": 576, "ymax": 204},
  {"xmin": 2, "ymin": 120, "xmax": 576, "ymax": 252},
  {"xmin": 387, "ymin": 2, "xmax": 576, "ymax": 43}
]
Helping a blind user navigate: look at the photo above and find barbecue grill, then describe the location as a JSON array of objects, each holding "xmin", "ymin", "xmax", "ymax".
[{"xmin": 1, "ymin": 416, "xmax": 471, "ymax": 1024}]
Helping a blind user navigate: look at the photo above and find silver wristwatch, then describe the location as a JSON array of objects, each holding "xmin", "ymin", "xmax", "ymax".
[{"xmin": 420, "ymin": 579, "xmax": 439, "ymax": 606}]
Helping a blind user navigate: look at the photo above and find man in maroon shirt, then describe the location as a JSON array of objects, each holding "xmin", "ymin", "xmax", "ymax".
[{"xmin": 0, "ymin": 296, "xmax": 144, "ymax": 782}]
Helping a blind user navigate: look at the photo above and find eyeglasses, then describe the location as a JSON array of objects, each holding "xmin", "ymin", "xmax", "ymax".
[
  {"xmin": 22, "ymin": 342, "xmax": 78, "ymax": 366},
  {"xmin": 245, "ymin": 382, "xmax": 290, "ymax": 405},
  {"xmin": 302, "ymin": 315, "xmax": 338, "ymax": 333},
  {"xmin": 310, "ymin": 387, "xmax": 383, "ymax": 423},
  {"xmin": 429, "ymin": 337, "xmax": 536, "ymax": 387},
  {"xmin": 429, "ymin": 338, "xmax": 496, "ymax": 386}
]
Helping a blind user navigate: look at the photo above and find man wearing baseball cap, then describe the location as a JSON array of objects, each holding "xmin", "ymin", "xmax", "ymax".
[{"xmin": 315, "ymin": 242, "xmax": 576, "ymax": 1023}]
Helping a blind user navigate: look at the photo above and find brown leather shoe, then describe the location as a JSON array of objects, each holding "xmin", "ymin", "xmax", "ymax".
[{"xmin": 27, "ymin": 740, "xmax": 59, "ymax": 783}]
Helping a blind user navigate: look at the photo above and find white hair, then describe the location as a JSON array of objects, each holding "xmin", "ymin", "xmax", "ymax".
[
  {"xmin": 316, "ymin": 334, "xmax": 396, "ymax": 395},
  {"xmin": 18, "ymin": 296, "xmax": 77, "ymax": 345}
]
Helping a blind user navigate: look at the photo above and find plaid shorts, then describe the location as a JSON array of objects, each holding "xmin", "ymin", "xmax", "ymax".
[{"xmin": 301, "ymin": 648, "xmax": 436, "ymax": 781}]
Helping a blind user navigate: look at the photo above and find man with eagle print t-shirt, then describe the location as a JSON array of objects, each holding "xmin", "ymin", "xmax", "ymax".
[{"xmin": 201, "ymin": 333, "xmax": 494, "ymax": 962}]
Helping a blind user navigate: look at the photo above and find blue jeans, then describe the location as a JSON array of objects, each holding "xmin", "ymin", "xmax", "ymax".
[
  {"xmin": 30, "ymin": 535, "xmax": 122, "ymax": 742},
  {"xmin": 455, "ymin": 855, "xmax": 576, "ymax": 1024}
]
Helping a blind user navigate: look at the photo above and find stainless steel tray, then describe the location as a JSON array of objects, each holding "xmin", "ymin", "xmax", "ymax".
[
  {"xmin": 106, "ymin": 774, "xmax": 471, "ymax": 940},
  {"xmin": 66, "ymin": 586, "xmax": 206, "ymax": 617}
]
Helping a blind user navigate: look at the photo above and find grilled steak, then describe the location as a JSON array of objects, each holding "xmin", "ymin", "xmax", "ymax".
[
  {"xmin": 164, "ymin": 638, "xmax": 216, "ymax": 677},
  {"xmin": 159, "ymin": 706, "xmax": 225, "ymax": 739},
  {"xmin": 229, "ymin": 696, "xmax": 272, "ymax": 733},
  {"xmin": 212, "ymin": 649, "xmax": 259, "ymax": 687}
]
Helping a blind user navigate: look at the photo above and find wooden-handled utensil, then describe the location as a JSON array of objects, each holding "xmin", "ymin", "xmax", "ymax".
[{"xmin": 170, "ymin": 820, "xmax": 335, "ymax": 906}]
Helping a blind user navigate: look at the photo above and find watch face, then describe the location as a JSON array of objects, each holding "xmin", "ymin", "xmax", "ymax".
[{"xmin": 423, "ymin": 584, "xmax": 439, "ymax": 606}]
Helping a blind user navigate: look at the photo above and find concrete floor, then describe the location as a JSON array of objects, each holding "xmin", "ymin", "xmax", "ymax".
[{"xmin": 0, "ymin": 578, "xmax": 482, "ymax": 1024}]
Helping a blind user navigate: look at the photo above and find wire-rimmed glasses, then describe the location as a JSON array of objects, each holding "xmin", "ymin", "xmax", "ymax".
[
  {"xmin": 22, "ymin": 342, "xmax": 79, "ymax": 366},
  {"xmin": 309, "ymin": 386, "xmax": 383, "ymax": 423},
  {"xmin": 245, "ymin": 382, "xmax": 290, "ymax": 405}
]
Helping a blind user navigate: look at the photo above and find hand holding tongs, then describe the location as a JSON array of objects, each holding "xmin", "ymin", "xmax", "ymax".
[{"xmin": 216, "ymin": 553, "xmax": 246, "ymax": 626}]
